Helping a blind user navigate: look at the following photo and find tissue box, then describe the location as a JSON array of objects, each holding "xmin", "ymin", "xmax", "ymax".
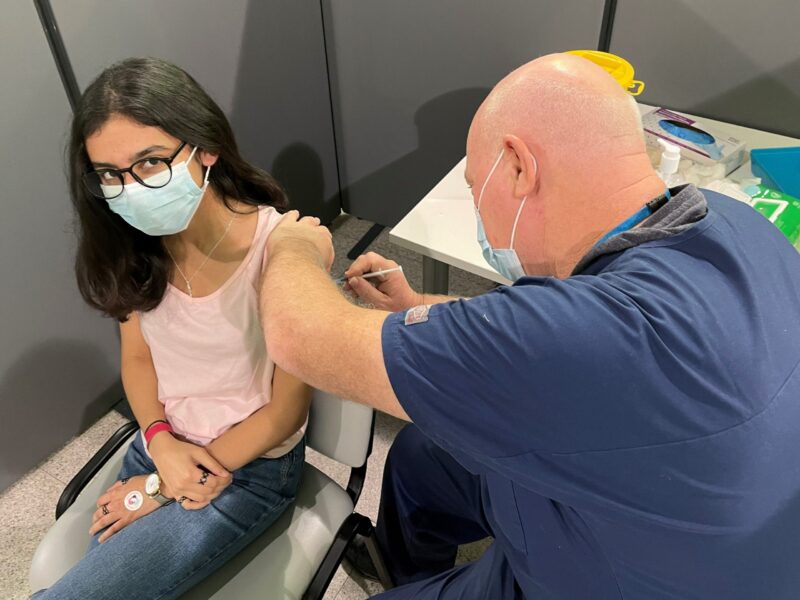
[
  {"xmin": 642, "ymin": 107, "xmax": 746, "ymax": 175},
  {"xmin": 745, "ymin": 184, "xmax": 800, "ymax": 248}
]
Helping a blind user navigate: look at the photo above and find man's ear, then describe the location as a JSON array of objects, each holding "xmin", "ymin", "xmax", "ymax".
[{"xmin": 503, "ymin": 134, "xmax": 538, "ymax": 198}]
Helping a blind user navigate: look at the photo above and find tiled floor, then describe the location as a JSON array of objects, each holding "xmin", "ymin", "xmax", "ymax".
[{"xmin": 0, "ymin": 215, "xmax": 495, "ymax": 600}]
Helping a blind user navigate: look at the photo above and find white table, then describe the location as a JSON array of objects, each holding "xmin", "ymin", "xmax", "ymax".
[{"xmin": 389, "ymin": 106, "xmax": 800, "ymax": 294}]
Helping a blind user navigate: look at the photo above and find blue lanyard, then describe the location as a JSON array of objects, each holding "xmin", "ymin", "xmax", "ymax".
[{"xmin": 594, "ymin": 188, "xmax": 672, "ymax": 248}]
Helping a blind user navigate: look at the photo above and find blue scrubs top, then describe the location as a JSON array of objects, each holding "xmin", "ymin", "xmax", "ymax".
[{"xmin": 382, "ymin": 191, "xmax": 800, "ymax": 599}]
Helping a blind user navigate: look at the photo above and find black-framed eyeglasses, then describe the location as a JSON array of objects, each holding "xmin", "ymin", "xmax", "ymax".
[{"xmin": 82, "ymin": 142, "xmax": 187, "ymax": 200}]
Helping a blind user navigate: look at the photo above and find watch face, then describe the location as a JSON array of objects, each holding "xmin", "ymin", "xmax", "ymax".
[{"xmin": 145, "ymin": 473, "xmax": 160, "ymax": 496}]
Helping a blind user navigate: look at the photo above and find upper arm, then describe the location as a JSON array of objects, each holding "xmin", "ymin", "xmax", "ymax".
[
  {"xmin": 271, "ymin": 365, "xmax": 312, "ymax": 419},
  {"xmin": 119, "ymin": 312, "xmax": 152, "ymax": 364}
]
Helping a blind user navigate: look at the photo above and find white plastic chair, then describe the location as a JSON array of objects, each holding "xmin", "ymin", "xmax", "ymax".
[{"xmin": 29, "ymin": 389, "xmax": 393, "ymax": 599}]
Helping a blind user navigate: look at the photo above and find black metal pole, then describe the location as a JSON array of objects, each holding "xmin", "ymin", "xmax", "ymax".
[
  {"xmin": 319, "ymin": 0, "xmax": 345, "ymax": 218},
  {"xmin": 597, "ymin": 0, "xmax": 618, "ymax": 52},
  {"xmin": 33, "ymin": 0, "xmax": 80, "ymax": 112}
]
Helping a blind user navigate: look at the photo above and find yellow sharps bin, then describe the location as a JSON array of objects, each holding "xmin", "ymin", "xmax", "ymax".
[{"xmin": 566, "ymin": 50, "xmax": 645, "ymax": 96}]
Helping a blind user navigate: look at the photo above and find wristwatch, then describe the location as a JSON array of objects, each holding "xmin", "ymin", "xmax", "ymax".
[{"xmin": 144, "ymin": 472, "xmax": 174, "ymax": 506}]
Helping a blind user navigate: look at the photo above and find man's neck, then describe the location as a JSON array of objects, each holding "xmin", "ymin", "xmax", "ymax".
[{"xmin": 553, "ymin": 172, "xmax": 667, "ymax": 277}]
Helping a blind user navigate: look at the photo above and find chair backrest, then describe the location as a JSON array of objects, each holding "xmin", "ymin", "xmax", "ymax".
[{"xmin": 306, "ymin": 389, "xmax": 374, "ymax": 468}]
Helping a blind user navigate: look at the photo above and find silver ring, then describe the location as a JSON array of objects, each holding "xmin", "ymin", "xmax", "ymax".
[
  {"xmin": 199, "ymin": 471, "xmax": 209, "ymax": 486},
  {"xmin": 101, "ymin": 503, "xmax": 109, "ymax": 516},
  {"xmin": 177, "ymin": 496, "xmax": 188, "ymax": 505}
]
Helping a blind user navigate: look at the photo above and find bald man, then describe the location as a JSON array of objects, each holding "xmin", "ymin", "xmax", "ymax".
[{"xmin": 261, "ymin": 54, "xmax": 800, "ymax": 599}]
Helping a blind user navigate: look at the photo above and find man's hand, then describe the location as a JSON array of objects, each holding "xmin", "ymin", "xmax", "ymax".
[
  {"xmin": 266, "ymin": 210, "xmax": 334, "ymax": 272},
  {"xmin": 90, "ymin": 476, "xmax": 159, "ymax": 543},
  {"xmin": 343, "ymin": 252, "xmax": 424, "ymax": 313},
  {"xmin": 148, "ymin": 434, "xmax": 233, "ymax": 510}
]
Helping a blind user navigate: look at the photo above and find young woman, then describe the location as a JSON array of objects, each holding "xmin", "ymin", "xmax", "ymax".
[{"xmin": 31, "ymin": 57, "xmax": 311, "ymax": 599}]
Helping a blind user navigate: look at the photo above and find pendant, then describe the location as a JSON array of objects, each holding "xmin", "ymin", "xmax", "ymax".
[{"xmin": 186, "ymin": 281, "xmax": 193, "ymax": 297}]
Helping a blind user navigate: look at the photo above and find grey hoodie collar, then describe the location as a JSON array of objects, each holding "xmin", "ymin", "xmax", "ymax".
[{"xmin": 572, "ymin": 184, "xmax": 708, "ymax": 275}]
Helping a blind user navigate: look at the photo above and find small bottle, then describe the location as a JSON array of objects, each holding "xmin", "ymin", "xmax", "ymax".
[{"xmin": 656, "ymin": 138, "xmax": 682, "ymax": 187}]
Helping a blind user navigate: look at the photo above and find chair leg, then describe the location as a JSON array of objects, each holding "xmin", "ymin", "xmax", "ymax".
[
  {"xmin": 302, "ymin": 513, "xmax": 365, "ymax": 600},
  {"xmin": 302, "ymin": 512, "xmax": 394, "ymax": 600},
  {"xmin": 362, "ymin": 523, "xmax": 394, "ymax": 591}
]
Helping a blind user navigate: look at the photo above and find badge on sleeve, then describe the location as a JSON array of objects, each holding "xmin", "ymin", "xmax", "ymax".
[{"xmin": 404, "ymin": 304, "xmax": 431, "ymax": 326}]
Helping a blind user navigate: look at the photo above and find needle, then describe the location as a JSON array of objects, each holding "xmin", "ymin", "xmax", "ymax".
[{"xmin": 335, "ymin": 265, "xmax": 403, "ymax": 285}]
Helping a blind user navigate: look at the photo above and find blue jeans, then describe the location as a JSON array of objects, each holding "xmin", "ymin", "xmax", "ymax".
[{"xmin": 31, "ymin": 433, "xmax": 305, "ymax": 600}]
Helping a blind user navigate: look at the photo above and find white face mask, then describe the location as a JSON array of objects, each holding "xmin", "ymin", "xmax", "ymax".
[
  {"xmin": 104, "ymin": 146, "xmax": 210, "ymax": 236},
  {"xmin": 474, "ymin": 150, "xmax": 536, "ymax": 281}
]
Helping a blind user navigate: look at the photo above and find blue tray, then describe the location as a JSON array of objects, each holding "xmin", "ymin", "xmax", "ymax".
[{"xmin": 751, "ymin": 147, "xmax": 800, "ymax": 198}]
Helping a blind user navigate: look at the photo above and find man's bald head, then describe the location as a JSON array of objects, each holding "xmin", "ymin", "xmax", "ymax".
[
  {"xmin": 465, "ymin": 53, "xmax": 664, "ymax": 279},
  {"xmin": 470, "ymin": 53, "xmax": 644, "ymax": 170}
]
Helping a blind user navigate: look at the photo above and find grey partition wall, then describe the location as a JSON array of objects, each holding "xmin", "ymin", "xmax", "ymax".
[
  {"xmin": 0, "ymin": 1, "xmax": 121, "ymax": 492},
  {"xmin": 610, "ymin": 0, "xmax": 800, "ymax": 137},
  {"xmin": 322, "ymin": 0, "xmax": 607, "ymax": 227},
  {"xmin": 51, "ymin": 0, "xmax": 341, "ymax": 222}
]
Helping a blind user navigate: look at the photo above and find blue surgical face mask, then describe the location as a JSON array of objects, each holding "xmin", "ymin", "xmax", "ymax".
[
  {"xmin": 475, "ymin": 150, "xmax": 536, "ymax": 281},
  {"xmin": 104, "ymin": 146, "xmax": 210, "ymax": 236}
]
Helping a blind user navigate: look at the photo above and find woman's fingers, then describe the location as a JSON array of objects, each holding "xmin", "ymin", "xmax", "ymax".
[
  {"xmin": 170, "ymin": 481, "xmax": 220, "ymax": 504},
  {"xmin": 191, "ymin": 448, "xmax": 230, "ymax": 479},
  {"xmin": 98, "ymin": 519, "xmax": 126, "ymax": 543},
  {"xmin": 96, "ymin": 491, "xmax": 114, "ymax": 508},
  {"xmin": 170, "ymin": 469, "xmax": 231, "ymax": 507},
  {"xmin": 96, "ymin": 480, "xmax": 124, "ymax": 507},
  {"xmin": 179, "ymin": 498, "xmax": 211, "ymax": 511},
  {"xmin": 89, "ymin": 509, "xmax": 119, "ymax": 536}
]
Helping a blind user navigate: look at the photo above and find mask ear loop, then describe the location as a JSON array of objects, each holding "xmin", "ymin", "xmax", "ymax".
[
  {"xmin": 508, "ymin": 153, "xmax": 538, "ymax": 250},
  {"xmin": 202, "ymin": 161, "xmax": 211, "ymax": 189},
  {"xmin": 187, "ymin": 146, "xmax": 212, "ymax": 189},
  {"xmin": 477, "ymin": 150, "xmax": 505, "ymax": 212}
]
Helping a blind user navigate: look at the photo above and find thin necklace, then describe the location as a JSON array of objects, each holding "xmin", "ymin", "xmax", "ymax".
[{"xmin": 165, "ymin": 212, "xmax": 237, "ymax": 298}]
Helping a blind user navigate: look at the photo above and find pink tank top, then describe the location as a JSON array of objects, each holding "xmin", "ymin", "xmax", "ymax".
[{"xmin": 139, "ymin": 205, "xmax": 305, "ymax": 458}]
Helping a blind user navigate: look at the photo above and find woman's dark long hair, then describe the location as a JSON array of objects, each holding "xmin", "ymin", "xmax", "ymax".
[{"xmin": 69, "ymin": 57, "xmax": 288, "ymax": 321}]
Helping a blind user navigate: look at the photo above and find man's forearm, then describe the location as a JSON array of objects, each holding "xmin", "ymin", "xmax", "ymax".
[{"xmin": 205, "ymin": 401, "xmax": 306, "ymax": 471}]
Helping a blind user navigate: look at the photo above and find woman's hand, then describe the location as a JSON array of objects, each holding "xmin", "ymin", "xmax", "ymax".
[
  {"xmin": 90, "ymin": 476, "xmax": 159, "ymax": 542},
  {"xmin": 147, "ymin": 434, "xmax": 233, "ymax": 510},
  {"xmin": 343, "ymin": 252, "xmax": 423, "ymax": 312}
]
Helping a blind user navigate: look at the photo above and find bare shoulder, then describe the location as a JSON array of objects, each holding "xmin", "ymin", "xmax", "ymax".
[{"xmin": 226, "ymin": 201, "xmax": 261, "ymax": 256}]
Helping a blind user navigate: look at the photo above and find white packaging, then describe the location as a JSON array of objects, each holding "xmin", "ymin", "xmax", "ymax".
[{"xmin": 641, "ymin": 107, "xmax": 747, "ymax": 175}]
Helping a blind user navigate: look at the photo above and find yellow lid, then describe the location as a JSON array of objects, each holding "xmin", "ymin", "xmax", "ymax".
[{"xmin": 566, "ymin": 50, "xmax": 645, "ymax": 96}]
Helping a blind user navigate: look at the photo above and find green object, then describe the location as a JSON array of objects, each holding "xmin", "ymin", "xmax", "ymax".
[{"xmin": 744, "ymin": 184, "xmax": 800, "ymax": 249}]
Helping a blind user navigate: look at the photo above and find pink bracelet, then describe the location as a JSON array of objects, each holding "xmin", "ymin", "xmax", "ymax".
[{"xmin": 144, "ymin": 422, "xmax": 173, "ymax": 448}]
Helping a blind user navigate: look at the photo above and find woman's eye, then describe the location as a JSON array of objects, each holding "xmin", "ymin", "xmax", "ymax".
[
  {"xmin": 142, "ymin": 159, "xmax": 160, "ymax": 169},
  {"xmin": 100, "ymin": 171, "xmax": 116, "ymax": 181}
]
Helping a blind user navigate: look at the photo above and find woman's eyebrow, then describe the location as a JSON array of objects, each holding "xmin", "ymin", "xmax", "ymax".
[
  {"xmin": 131, "ymin": 145, "xmax": 169, "ymax": 161},
  {"xmin": 91, "ymin": 145, "xmax": 169, "ymax": 169}
]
